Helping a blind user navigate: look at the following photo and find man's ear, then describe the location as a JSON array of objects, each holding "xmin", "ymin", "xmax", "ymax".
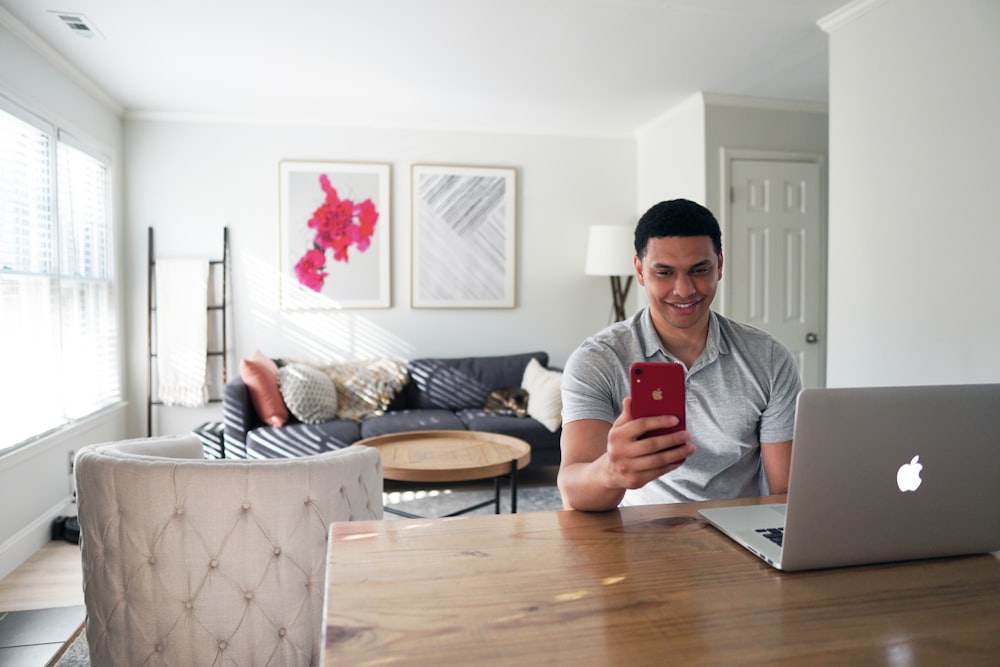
[
  {"xmin": 717, "ymin": 252, "xmax": 724, "ymax": 279},
  {"xmin": 633, "ymin": 254, "xmax": 644, "ymax": 286}
]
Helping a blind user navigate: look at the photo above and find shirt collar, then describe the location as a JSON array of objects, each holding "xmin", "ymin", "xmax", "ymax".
[{"xmin": 637, "ymin": 308, "xmax": 727, "ymax": 370}]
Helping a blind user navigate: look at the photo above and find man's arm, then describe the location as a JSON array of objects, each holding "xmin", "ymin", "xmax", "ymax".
[
  {"xmin": 760, "ymin": 440, "xmax": 792, "ymax": 494},
  {"xmin": 557, "ymin": 397, "xmax": 694, "ymax": 511}
]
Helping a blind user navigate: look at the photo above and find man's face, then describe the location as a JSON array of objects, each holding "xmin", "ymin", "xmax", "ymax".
[{"xmin": 635, "ymin": 235, "xmax": 723, "ymax": 334}]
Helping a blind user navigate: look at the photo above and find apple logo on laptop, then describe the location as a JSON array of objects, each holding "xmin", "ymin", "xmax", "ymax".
[{"xmin": 896, "ymin": 455, "xmax": 924, "ymax": 492}]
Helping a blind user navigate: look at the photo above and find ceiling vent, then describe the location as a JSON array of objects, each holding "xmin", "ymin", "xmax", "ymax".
[{"xmin": 50, "ymin": 11, "xmax": 103, "ymax": 39}]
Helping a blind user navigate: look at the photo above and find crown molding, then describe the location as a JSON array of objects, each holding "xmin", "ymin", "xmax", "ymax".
[
  {"xmin": 0, "ymin": 6, "xmax": 123, "ymax": 116},
  {"xmin": 702, "ymin": 93, "xmax": 828, "ymax": 114}
]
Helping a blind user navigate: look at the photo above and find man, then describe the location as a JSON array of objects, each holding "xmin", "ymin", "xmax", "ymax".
[{"xmin": 559, "ymin": 199, "xmax": 802, "ymax": 511}]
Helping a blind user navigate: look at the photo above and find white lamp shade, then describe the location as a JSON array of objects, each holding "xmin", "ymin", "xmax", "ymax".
[{"xmin": 585, "ymin": 225, "xmax": 635, "ymax": 276}]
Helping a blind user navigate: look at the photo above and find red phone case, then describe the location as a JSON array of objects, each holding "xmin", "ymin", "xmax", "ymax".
[{"xmin": 629, "ymin": 361, "xmax": 686, "ymax": 437}]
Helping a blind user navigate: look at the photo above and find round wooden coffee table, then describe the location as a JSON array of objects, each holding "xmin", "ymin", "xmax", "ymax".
[{"xmin": 354, "ymin": 430, "xmax": 532, "ymax": 518}]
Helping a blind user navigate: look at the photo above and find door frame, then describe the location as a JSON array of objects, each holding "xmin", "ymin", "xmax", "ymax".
[{"xmin": 718, "ymin": 148, "xmax": 828, "ymax": 387}]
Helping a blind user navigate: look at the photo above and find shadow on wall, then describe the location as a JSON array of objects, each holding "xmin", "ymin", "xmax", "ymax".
[{"xmin": 241, "ymin": 251, "xmax": 415, "ymax": 363}]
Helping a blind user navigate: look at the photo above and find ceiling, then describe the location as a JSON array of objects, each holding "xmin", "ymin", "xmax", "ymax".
[{"xmin": 0, "ymin": 0, "xmax": 848, "ymax": 137}]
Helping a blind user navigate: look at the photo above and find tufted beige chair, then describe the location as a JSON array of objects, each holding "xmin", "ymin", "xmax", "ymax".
[{"xmin": 74, "ymin": 434, "xmax": 383, "ymax": 666}]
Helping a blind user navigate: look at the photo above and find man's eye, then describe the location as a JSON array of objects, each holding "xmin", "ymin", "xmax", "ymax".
[{"xmin": 692, "ymin": 267, "xmax": 709, "ymax": 275}]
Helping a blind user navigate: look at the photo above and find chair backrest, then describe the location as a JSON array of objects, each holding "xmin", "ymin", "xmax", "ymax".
[{"xmin": 75, "ymin": 435, "xmax": 383, "ymax": 666}]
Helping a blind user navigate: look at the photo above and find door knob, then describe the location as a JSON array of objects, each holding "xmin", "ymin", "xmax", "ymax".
[{"xmin": 805, "ymin": 332, "xmax": 819, "ymax": 344}]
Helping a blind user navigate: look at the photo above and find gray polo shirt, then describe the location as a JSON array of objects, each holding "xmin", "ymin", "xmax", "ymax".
[{"xmin": 561, "ymin": 308, "xmax": 802, "ymax": 504}]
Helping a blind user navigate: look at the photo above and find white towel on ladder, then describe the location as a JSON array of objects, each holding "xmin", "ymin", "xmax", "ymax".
[{"xmin": 156, "ymin": 258, "xmax": 210, "ymax": 407}]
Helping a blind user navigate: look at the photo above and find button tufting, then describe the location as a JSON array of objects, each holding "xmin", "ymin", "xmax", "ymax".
[
  {"xmin": 155, "ymin": 643, "xmax": 162, "ymax": 652},
  {"xmin": 175, "ymin": 507, "xmax": 183, "ymax": 516},
  {"xmin": 278, "ymin": 628, "xmax": 287, "ymax": 637},
  {"xmin": 219, "ymin": 640, "xmax": 227, "ymax": 650},
  {"xmin": 210, "ymin": 559, "xmax": 219, "ymax": 568},
  {"xmin": 242, "ymin": 502, "xmax": 251, "ymax": 510},
  {"xmin": 148, "ymin": 556, "xmax": 156, "ymax": 565},
  {"xmin": 273, "ymin": 546, "xmax": 281, "ymax": 556},
  {"xmin": 245, "ymin": 592, "xmax": 253, "ymax": 600},
  {"xmin": 185, "ymin": 601, "xmax": 193, "ymax": 609}
]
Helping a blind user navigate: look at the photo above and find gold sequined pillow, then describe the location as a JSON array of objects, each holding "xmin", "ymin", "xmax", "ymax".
[{"xmin": 320, "ymin": 358, "xmax": 409, "ymax": 421}]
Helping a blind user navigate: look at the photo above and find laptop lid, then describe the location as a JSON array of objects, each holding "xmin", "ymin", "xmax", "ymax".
[{"xmin": 702, "ymin": 383, "xmax": 1000, "ymax": 571}]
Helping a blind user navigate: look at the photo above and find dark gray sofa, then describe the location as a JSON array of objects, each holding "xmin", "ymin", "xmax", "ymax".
[{"xmin": 222, "ymin": 351, "xmax": 562, "ymax": 466}]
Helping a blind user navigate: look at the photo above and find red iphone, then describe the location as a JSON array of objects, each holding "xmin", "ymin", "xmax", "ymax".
[{"xmin": 629, "ymin": 361, "xmax": 686, "ymax": 438}]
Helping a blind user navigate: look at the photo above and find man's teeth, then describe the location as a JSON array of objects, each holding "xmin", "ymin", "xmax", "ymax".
[{"xmin": 672, "ymin": 302, "xmax": 696, "ymax": 309}]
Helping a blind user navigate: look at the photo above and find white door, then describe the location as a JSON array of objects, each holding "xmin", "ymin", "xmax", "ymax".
[{"xmin": 728, "ymin": 158, "xmax": 825, "ymax": 387}]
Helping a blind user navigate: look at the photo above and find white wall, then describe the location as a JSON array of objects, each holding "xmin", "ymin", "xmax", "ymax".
[
  {"xmin": 636, "ymin": 94, "xmax": 707, "ymax": 209},
  {"xmin": 823, "ymin": 0, "xmax": 1000, "ymax": 386},
  {"xmin": 634, "ymin": 93, "xmax": 829, "ymax": 318},
  {"xmin": 0, "ymin": 19, "xmax": 127, "ymax": 578},
  {"xmin": 124, "ymin": 119, "xmax": 637, "ymax": 436}
]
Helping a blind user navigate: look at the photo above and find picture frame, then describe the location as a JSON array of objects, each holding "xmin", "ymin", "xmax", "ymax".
[
  {"xmin": 279, "ymin": 160, "xmax": 391, "ymax": 309},
  {"xmin": 411, "ymin": 164, "xmax": 517, "ymax": 308}
]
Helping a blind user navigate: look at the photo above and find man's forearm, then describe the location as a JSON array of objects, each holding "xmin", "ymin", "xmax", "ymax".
[{"xmin": 557, "ymin": 460, "xmax": 626, "ymax": 512}]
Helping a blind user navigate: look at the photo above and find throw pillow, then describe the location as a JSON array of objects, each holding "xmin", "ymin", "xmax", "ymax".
[
  {"xmin": 278, "ymin": 363, "xmax": 338, "ymax": 424},
  {"xmin": 239, "ymin": 350, "xmax": 289, "ymax": 427},
  {"xmin": 320, "ymin": 358, "xmax": 409, "ymax": 421},
  {"xmin": 483, "ymin": 387, "xmax": 530, "ymax": 418},
  {"xmin": 521, "ymin": 358, "xmax": 563, "ymax": 432}
]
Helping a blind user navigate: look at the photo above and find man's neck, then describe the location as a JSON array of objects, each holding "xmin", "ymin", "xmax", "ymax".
[{"xmin": 654, "ymin": 317, "xmax": 711, "ymax": 370}]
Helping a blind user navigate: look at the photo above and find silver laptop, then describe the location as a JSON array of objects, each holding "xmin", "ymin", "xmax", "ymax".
[{"xmin": 699, "ymin": 384, "xmax": 1000, "ymax": 571}]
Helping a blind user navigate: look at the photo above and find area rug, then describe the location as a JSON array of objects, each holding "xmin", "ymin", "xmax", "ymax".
[{"xmin": 54, "ymin": 477, "xmax": 563, "ymax": 666}]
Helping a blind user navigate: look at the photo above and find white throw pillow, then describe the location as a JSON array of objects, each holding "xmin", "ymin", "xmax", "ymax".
[
  {"xmin": 279, "ymin": 363, "xmax": 338, "ymax": 424},
  {"xmin": 521, "ymin": 358, "xmax": 563, "ymax": 432}
]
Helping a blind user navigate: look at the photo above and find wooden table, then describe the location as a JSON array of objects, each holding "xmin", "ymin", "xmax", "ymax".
[
  {"xmin": 323, "ymin": 495, "xmax": 1000, "ymax": 666},
  {"xmin": 354, "ymin": 430, "xmax": 531, "ymax": 517}
]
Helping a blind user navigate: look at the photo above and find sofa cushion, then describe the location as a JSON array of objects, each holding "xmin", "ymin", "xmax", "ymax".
[
  {"xmin": 323, "ymin": 358, "xmax": 409, "ymax": 420},
  {"xmin": 521, "ymin": 358, "xmax": 563, "ymax": 432},
  {"xmin": 247, "ymin": 420, "xmax": 361, "ymax": 458},
  {"xmin": 239, "ymin": 351, "xmax": 289, "ymax": 427},
  {"xmin": 404, "ymin": 352, "xmax": 549, "ymax": 411},
  {"xmin": 279, "ymin": 363, "xmax": 339, "ymax": 424},
  {"xmin": 359, "ymin": 409, "xmax": 466, "ymax": 439},
  {"xmin": 456, "ymin": 409, "xmax": 561, "ymax": 454}
]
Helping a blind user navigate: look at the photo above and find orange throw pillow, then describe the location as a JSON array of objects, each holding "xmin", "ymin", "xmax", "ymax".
[{"xmin": 239, "ymin": 351, "xmax": 289, "ymax": 427}]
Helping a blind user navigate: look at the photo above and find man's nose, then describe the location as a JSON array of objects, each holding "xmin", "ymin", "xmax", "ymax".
[{"xmin": 672, "ymin": 274, "xmax": 695, "ymax": 297}]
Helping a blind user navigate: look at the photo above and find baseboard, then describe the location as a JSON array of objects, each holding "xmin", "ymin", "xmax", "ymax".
[{"xmin": 0, "ymin": 496, "xmax": 75, "ymax": 581}]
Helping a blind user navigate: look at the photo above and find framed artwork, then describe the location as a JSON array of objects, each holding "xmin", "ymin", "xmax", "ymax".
[
  {"xmin": 411, "ymin": 164, "xmax": 517, "ymax": 308},
  {"xmin": 279, "ymin": 160, "xmax": 391, "ymax": 309}
]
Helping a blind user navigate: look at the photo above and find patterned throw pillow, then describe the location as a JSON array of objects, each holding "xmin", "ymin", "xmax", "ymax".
[
  {"xmin": 483, "ymin": 387, "xmax": 530, "ymax": 418},
  {"xmin": 278, "ymin": 363, "xmax": 338, "ymax": 424},
  {"xmin": 321, "ymin": 358, "xmax": 409, "ymax": 421}
]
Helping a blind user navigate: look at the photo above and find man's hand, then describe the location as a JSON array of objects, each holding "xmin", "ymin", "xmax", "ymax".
[
  {"xmin": 557, "ymin": 397, "xmax": 696, "ymax": 511},
  {"xmin": 603, "ymin": 396, "xmax": 694, "ymax": 489}
]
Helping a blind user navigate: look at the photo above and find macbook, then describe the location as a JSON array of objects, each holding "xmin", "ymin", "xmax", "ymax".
[{"xmin": 699, "ymin": 383, "xmax": 1000, "ymax": 571}]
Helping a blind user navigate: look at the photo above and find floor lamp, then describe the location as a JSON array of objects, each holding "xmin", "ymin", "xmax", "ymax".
[{"xmin": 585, "ymin": 225, "xmax": 635, "ymax": 322}]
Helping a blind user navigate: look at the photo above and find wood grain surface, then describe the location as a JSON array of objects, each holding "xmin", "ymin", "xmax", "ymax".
[
  {"xmin": 324, "ymin": 495, "xmax": 1000, "ymax": 666},
  {"xmin": 354, "ymin": 430, "xmax": 531, "ymax": 482}
]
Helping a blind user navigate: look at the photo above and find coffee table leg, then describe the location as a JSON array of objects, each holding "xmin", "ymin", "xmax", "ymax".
[{"xmin": 510, "ymin": 458, "xmax": 518, "ymax": 514}]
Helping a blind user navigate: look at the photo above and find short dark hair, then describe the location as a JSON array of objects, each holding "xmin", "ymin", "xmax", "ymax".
[{"xmin": 634, "ymin": 199, "xmax": 722, "ymax": 258}]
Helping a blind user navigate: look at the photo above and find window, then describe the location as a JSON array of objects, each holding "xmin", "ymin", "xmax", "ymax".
[{"xmin": 0, "ymin": 97, "xmax": 120, "ymax": 452}]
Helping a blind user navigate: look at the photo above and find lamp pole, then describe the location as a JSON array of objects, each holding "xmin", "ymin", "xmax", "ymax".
[
  {"xmin": 585, "ymin": 224, "xmax": 635, "ymax": 322},
  {"xmin": 609, "ymin": 275, "xmax": 633, "ymax": 322}
]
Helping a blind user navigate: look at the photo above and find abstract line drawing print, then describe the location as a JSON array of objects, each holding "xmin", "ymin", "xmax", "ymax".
[{"xmin": 412, "ymin": 165, "xmax": 516, "ymax": 308}]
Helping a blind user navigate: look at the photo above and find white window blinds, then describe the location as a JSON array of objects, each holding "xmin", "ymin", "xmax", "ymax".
[{"xmin": 0, "ymin": 98, "xmax": 121, "ymax": 450}]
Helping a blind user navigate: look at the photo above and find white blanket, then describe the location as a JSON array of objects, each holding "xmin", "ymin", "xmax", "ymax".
[{"xmin": 156, "ymin": 258, "xmax": 209, "ymax": 407}]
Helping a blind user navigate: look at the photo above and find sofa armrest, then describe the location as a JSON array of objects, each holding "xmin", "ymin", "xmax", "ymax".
[{"xmin": 222, "ymin": 377, "xmax": 262, "ymax": 458}]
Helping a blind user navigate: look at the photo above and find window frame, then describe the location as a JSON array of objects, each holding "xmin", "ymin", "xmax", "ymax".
[{"xmin": 0, "ymin": 92, "xmax": 122, "ymax": 455}]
